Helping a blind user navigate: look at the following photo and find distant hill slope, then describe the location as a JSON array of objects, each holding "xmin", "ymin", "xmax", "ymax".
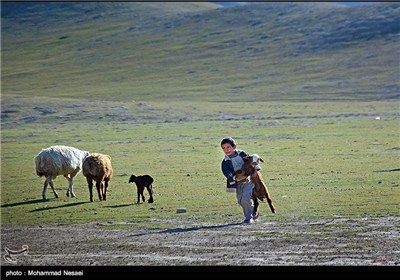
[{"xmin": 1, "ymin": 2, "xmax": 399, "ymax": 102}]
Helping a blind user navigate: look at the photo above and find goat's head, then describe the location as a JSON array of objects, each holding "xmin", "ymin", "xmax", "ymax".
[
  {"xmin": 242, "ymin": 154, "xmax": 264, "ymax": 170},
  {"xmin": 252, "ymin": 154, "xmax": 264, "ymax": 162},
  {"xmin": 233, "ymin": 154, "xmax": 265, "ymax": 181}
]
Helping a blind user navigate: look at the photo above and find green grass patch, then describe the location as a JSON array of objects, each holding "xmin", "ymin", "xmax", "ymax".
[{"xmin": 1, "ymin": 99, "xmax": 399, "ymax": 228}]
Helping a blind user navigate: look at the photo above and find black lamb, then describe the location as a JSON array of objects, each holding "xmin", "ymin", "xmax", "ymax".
[{"xmin": 128, "ymin": 174, "xmax": 154, "ymax": 204}]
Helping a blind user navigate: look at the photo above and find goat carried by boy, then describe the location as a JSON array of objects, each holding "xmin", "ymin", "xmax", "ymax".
[{"xmin": 233, "ymin": 154, "xmax": 276, "ymax": 217}]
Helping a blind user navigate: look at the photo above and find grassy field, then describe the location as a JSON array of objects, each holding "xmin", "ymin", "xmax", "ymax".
[
  {"xmin": 1, "ymin": 2, "xmax": 399, "ymax": 230},
  {"xmin": 1, "ymin": 98, "xmax": 399, "ymax": 228}
]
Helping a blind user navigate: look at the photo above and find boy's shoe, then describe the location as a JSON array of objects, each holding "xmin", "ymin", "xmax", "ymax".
[
  {"xmin": 226, "ymin": 182, "xmax": 237, "ymax": 193},
  {"xmin": 243, "ymin": 218, "xmax": 254, "ymax": 224}
]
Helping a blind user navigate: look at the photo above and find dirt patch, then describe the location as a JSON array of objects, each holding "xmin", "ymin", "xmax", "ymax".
[{"xmin": 1, "ymin": 216, "xmax": 399, "ymax": 266}]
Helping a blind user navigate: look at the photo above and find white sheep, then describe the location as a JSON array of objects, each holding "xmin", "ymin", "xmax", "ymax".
[{"xmin": 34, "ymin": 145, "xmax": 90, "ymax": 201}]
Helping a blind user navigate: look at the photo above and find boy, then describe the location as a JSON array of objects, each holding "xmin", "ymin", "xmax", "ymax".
[{"xmin": 220, "ymin": 137, "xmax": 257, "ymax": 224}]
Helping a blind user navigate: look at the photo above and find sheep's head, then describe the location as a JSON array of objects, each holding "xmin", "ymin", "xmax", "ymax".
[{"xmin": 128, "ymin": 175, "xmax": 137, "ymax": 183}]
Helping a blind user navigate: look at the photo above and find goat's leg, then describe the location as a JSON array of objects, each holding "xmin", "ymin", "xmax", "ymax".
[
  {"xmin": 266, "ymin": 195, "xmax": 276, "ymax": 214},
  {"xmin": 262, "ymin": 183, "xmax": 276, "ymax": 214},
  {"xmin": 146, "ymin": 185, "xmax": 154, "ymax": 203},
  {"xmin": 254, "ymin": 172, "xmax": 276, "ymax": 214},
  {"xmin": 86, "ymin": 177, "xmax": 94, "ymax": 202},
  {"xmin": 252, "ymin": 194, "xmax": 260, "ymax": 219}
]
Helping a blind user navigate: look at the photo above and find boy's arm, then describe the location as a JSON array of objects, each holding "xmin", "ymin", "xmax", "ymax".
[{"xmin": 221, "ymin": 161, "xmax": 236, "ymax": 185}]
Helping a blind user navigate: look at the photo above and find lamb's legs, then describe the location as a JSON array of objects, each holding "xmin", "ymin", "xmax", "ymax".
[
  {"xmin": 146, "ymin": 185, "xmax": 154, "ymax": 203},
  {"xmin": 137, "ymin": 186, "xmax": 145, "ymax": 203},
  {"xmin": 137, "ymin": 193, "xmax": 145, "ymax": 203}
]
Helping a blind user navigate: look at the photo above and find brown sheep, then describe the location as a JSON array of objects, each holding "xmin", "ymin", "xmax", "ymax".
[
  {"xmin": 128, "ymin": 174, "xmax": 154, "ymax": 204},
  {"xmin": 233, "ymin": 154, "xmax": 276, "ymax": 218},
  {"xmin": 82, "ymin": 153, "xmax": 113, "ymax": 202}
]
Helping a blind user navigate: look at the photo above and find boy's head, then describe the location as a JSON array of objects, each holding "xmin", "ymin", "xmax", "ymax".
[
  {"xmin": 221, "ymin": 137, "xmax": 237, "ymax": 157},
  {"xmin": 221, "ymin": 137, "xmax": 236, "ymax": 147}
]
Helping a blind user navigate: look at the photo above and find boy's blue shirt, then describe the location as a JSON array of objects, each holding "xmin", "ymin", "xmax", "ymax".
[{"xmin": 221, "ymin": 149, "xmax": 249, "ymax": 190}]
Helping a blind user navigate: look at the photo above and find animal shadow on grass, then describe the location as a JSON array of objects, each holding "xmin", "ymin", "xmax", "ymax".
[
  {"xmin": 29, "ymin": 201, "xmax": 88, "ymax": 212},
  {"xmin": 104, "ymin": 203, "xmax": 134, "ymax": 208},
  {"xmin": 1, "ymin": 199, "xmax": 45, "ymax": 208},
  {"xmin": 128, "ymin": 222, "xmax": 243, "ymax": 237},
  {"xmin": 373, "ymin": 168, "xmax": 400, "ymax": 172}
]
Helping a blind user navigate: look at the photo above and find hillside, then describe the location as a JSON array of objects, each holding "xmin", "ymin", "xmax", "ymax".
[
  {"xmin": 1, "ymin": 2, "xmax": 399, "ymax": 102},
  {"xmin": 1, "ymin": 5, "xmax": 400, "ymax": 269}
]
